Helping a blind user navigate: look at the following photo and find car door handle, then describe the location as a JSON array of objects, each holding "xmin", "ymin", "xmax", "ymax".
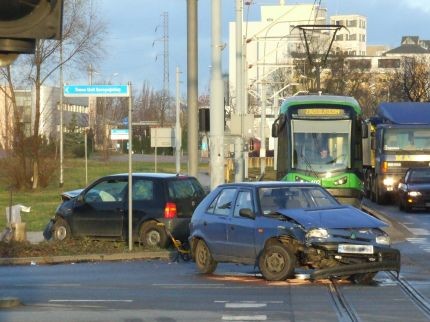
[
  {"xmin": 230, "ymin": 226, "xmax": 235, "ymax": 230},
  {"xmin": 203, "ymin": 221, "xmax": 207, "ymax": 226}
]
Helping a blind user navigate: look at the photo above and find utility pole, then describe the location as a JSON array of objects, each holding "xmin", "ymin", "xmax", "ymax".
[
  {"xmin": 162, "ymin": 12, "xmax": 169, "ymax": 126},
  {"xmin": 187, "ymin": 0, "xmax": 198, "ymax": 177},
  {"xmin": 210, "ymin": 0, "xmax": 225, "ymax": 189},
  {"xmin": 59, "ymin": 40, "xmax": 64, "ymax": 187},
  {"xmin": 175, "ymin": 67, "xmax": 181, "ymax": 174},
  {"xmin": 234, "ymin": 0, "xmax": 244, "ymax": 182}
]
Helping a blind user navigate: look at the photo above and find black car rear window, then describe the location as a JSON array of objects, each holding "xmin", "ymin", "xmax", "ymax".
[{"xmin": 168, "ymin": 178, "xmax": 204, "ymax": 199}]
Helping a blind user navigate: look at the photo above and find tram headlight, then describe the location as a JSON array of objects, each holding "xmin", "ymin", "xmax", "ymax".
[
  {"xmin": 295, "ymin": 176, "xmax": 308, "ymax": 182},
  {"xmin": 334, "ymin": 176, "xmax": 348, "ymax": 186}
]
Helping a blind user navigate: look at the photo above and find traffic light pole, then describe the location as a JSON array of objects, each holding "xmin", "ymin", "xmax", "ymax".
[
  {"xmin": 210, "ymin": 0, "xmax": 225, "ymax": 190},
  {"xmin": 187, "ymin": 0, "xmax": 198, "ymax": 177}
]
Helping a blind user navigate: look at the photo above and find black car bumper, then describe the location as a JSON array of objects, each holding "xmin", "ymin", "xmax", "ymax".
[{"xmin": 308, "ymin": 245, "xmax": 401, "ymax": 280}]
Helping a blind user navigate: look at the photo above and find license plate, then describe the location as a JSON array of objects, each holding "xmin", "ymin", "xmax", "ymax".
[{"xmin": 338, "ymin": 244, "xmax": 374, "ymax": 254}]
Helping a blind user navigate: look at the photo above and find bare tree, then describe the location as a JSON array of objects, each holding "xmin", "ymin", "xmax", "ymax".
[
  {"xmin": 393, "ymin": 56, "xmax": 430, "ymax": 102},
  {"xmin": 1, "ymin": 0, "xmax": 106, "ymax": 189}
]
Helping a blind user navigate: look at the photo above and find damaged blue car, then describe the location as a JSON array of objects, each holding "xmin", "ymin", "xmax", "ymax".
[{"xmin": 189, "ymin": 182, "xmax": 400, "ymax": 284}]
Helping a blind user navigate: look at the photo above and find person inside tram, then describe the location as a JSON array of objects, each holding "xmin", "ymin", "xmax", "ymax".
[{"xmin": 318, "ymin": 146, "xmax": 334, "ymax": 164}]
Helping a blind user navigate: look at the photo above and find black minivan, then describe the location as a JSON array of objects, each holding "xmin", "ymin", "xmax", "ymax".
[{"xmin": 44, "ymin": 173, "xmax": 206, "ymax": 248}]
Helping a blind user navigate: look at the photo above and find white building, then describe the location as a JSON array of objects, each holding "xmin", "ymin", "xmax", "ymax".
[
  {"xmin": 0, "ymin": 85, "xmax": 88, "ymax": 149},
  {"xmin": 228, "ymin": 3, "xmax": 367, "ymax": 112},
  {"xmin": 229, "ymin": 3, "xmax": 327, "ymax": 108},
  {"xmin": 330, "ymin": 14, "xmax": 367, "ymax": 56}
]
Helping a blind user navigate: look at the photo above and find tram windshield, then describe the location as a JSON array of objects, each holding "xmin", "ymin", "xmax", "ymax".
[{"xmin": 291, "ymin": 119, "xmax": 351, "ymax": 173}]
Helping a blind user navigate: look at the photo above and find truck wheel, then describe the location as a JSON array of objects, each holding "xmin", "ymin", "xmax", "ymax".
[
  {"xmin": 375, "ymin": 180, "xmax": 386, "ymax": 205},
  {"xmin": 259, "ymin": 244, "xmax": 296, "ymax": 281},
  {"xmin": 370, "ymin": 177, "xmax": 376, "ymax": 202}
]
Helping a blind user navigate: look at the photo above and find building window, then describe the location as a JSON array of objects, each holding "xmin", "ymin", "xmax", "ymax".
[
  {"xmin": 348, "ymin": 59, "xmax": 371, "ymax": 69},
  {"xmin": 378, "ymin": 59, "xmax": 400, "ymax": 68},
  {"xmin": 347, "ymin": 20, "xmax": 357, "ymax": 27},
  {"xmin": 335, "ymin": 34, "xmax": 343, "ymax": 41},
  {"xmin": 349, "ymin": 34, "xmax": 357, "ymax": 41}
]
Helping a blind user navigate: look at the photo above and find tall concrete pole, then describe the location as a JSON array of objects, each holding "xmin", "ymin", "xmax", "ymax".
[
  {"xmin": 235, "ymin": 0, "xmax": 244, "ymax": 182},
  {"xmin": 187, "ymin": 0, "xmax": 198, "ymax": 177},
  {"xmin": 59, "ymin": 40, "xmax": 64, "ymax": 187},
  {"xmin": 260, "ymin": 81, "xmax": 266, "ymax": 175},
  {"xmin": 175, "ymin": 66, "xmax": 181, "ymax": 174},
  {"xmin": 210, "ymin": 0, "xmax": 225, "ymax": 190}
]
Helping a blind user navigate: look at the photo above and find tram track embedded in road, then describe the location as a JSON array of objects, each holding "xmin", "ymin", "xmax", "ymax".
[
  {"xmin": 327, "ymin": 279, "xmax": 361, "ymax": 322},
  {"xmin": 387, "ymin": 272, "xmax": 430, "ymax": 319}
]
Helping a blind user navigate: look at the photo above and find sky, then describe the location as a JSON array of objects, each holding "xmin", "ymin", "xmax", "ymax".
[{"xmin": 80, "ymin": 0, "xmax": 430, "ymax": 95}]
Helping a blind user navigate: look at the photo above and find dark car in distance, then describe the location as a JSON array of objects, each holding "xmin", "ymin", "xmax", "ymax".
[
  {"xmin": 44, "ymin": 173, "xmax": 206, "ymax": 248},
  {"xmin": 398, "ymin": 167, "xmax": 430, "ymax": 212},
  {"xmin": 189, "ymin": 182, "xmax": 400, "ymax": 284}
]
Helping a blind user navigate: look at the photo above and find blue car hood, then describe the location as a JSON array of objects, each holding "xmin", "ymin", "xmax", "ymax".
[{"xmin": 278, "ymin": 205, "xmax": 387, "ymax": 229}]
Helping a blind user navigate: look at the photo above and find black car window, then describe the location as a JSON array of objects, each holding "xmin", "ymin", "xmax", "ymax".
[
  {"xmin": 233, "ymin": 190, "xmax": 253, "ymax": 217},
  {"xmin": 132, "ymin": 179, "xmax": 154, "ymax": 201},
  {"xmin": 409, "ymin": 169, "xmax": 430, "ymax": 183},
  {"xmin": 208, "ymin": 188, "xmax": 236, "ymax": 216},
  {"xmin": 168, "ymin": 178, "xmax": 204, "ymax": 199},
  {"xmin": 85, "ymin": 179, "xmax": 128, "ymax": 203}
]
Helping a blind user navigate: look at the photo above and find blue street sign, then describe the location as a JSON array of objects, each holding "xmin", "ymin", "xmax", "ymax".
[{"xmin": 64, "ymin": 84, "xmax": 129, "ymax": 97}]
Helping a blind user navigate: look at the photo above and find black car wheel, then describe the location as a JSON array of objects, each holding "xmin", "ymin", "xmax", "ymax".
[
  {"xmin": 349, "ymin": 272, "xmax": 377, "ymax": 285},
  {"xmin": 259, "ymin": 244, "xmax": 296, "ymax": 281},
  {"xmin": 53, "ymin": 218, "xmax": 71, "ymax": 241},
  {"xmin": 195, "ymin": 239, "xmax": 217, "ymax": 274},
  {"xmin": 139, "ymin": 221, "xmax": 169, "ymax": 248}
]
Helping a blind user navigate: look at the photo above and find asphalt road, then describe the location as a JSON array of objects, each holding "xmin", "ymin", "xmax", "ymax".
[{"xmin": 1, "ymin": 199, "xmax": 430, "ymax": 321}]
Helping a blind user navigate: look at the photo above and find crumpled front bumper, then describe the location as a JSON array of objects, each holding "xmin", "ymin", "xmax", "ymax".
[{"xmin": 309, "ymin": 246, "xmax": 401, "ymax": 280}]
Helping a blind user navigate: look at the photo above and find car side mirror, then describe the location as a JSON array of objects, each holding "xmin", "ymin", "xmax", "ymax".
[
  {"xmin": 239, "ymin": 208, "xmax": 256, "ymax": 220},
  {"xmin": 77, "ymin": 194, "xmax": 84, "ymax": 204}
]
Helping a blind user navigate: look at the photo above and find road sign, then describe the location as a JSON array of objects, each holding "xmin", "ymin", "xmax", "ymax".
[
  {"xmin": 64, "ymin": 84, "xmax": 129, "ymax": 97},
  {"xmin": 151, "ymin": 128, "xmax": 175, "ymax": 147},
  {"xmin": 111, "ymin": 129, "xmax": 129, "ymax": 140}
]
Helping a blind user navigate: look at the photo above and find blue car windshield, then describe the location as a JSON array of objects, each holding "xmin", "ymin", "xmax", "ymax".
[{"xmin": 258, "ymin": 186, "xmax": 338, "ymax": 215}]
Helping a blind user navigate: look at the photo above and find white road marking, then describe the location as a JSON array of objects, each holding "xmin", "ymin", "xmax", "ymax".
[
  {"xmin": 222, "ymin": 315, "xmax": 267, "ymax": 321},
  {"xmin": 407, "ymin": 228, "xmax": 430, "ymax": 236},
  {"xmin": 406, "ymin": 237, "xmax": 427, "ymax": 244},
  {"xmin": 49, "ymin": 299, "xmax": 133, "ymax": 303},
  {"xmin": 153, "ymin": 283, "xmax": 225, "ymax": 288},
  {"xmin": 225, "ymin": 303, "xmax": 267, "ymax": 308}
]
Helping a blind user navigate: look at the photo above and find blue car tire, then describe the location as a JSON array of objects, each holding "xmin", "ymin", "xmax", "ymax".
[
  {"xmin": 259, "ymin": 244, "xmax": 296, "ymax": 281},
  {"xmin": 195, "ymin": 239, "xmax": 217, "ymax": 274}
]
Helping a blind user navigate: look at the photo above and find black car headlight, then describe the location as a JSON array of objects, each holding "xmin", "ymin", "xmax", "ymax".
[{"xmin": 407, "ymin": 191, "xmax": 422, "ymax": 197}]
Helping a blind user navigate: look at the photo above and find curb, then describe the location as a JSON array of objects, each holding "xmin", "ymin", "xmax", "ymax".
[
  {"xmin": 0, "ymin": 250, "xmax": 174, "ymax": 266},
  {"xmin": 361, "ymin": 203, "xmax": 413, "ymax": 243}
]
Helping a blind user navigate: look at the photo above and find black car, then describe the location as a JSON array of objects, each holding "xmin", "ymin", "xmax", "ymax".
[
  {"xmin": 398, "ymin": 167, "xmax": 430, "ymax": 212},
  {"xmin": 189, "ymin": 181, "xmax": 400, "ymax": 283},
  {"xmin": 44, "ymin": 173, "xmax": 206, "ymax": 248}
]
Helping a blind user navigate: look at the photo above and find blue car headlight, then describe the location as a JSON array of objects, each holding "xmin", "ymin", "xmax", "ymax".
[
  {"xmin": 376, "ymin": 235, "xmax": 391, "ymax": 245},
  {"xmin": 306, "ymin": 228, "xmax": 329, "ymax": 239}
]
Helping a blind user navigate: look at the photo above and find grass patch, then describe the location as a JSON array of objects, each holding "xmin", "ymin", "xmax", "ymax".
[
  {"xmin": 0, "ymin": 153, "xmax": 271, "ymax": 232},
  {"xmin": 0, "ymin": 155, "xmax": 208, "ymax": 231}
]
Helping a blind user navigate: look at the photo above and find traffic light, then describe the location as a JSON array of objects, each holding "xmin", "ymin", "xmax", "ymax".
[{"xmin": 0, "ymin": 0, "xmax": 63, "ymax": 66}]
